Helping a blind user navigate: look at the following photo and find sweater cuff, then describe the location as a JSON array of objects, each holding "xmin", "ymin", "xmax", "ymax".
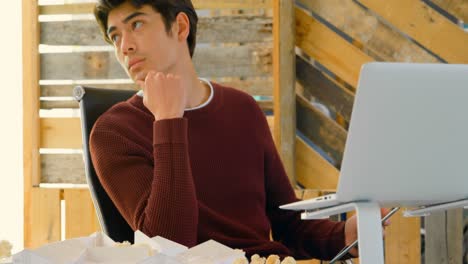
[{"xmin": 153, "ymin": 118, "xmax": 188, "ymax": 145}]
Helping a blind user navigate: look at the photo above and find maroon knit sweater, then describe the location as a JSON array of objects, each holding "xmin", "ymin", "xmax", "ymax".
[{"xmin": 90, "ymin": 82, "xmax": 346, "ymax": 260}]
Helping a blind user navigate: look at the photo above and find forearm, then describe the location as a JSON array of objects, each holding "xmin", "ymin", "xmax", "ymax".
[
  {"xmin": 136, "ymin": 118, "xmax": 198, "ymax": 246},
  {"xmin": 90, "ymin": 118, "xmax": 198, "ymax": 247}
]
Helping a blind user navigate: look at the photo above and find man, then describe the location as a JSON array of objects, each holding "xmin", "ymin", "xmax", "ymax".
[{"xmin": 90, "ymin": 0, "xmax": 368, "ymax": 260}]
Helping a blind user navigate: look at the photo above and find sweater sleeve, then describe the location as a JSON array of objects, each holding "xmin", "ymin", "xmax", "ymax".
[
  {"xmin": 90, "ymin": 117, "xmax": 198, "ymax": 247},
  {"xmin": 255, "ymin": 107, "xmax": 346, "ymax": 260}
]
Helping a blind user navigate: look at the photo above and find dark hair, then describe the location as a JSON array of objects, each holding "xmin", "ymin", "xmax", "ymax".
[{"xmin": 94, "ymin": 0, "xmax": 198, "ymax": 57}]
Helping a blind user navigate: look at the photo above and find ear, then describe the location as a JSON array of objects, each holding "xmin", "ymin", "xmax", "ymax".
[{"xmin": 174, "ymin": 12, "xmax": 190, "ymax": 41}]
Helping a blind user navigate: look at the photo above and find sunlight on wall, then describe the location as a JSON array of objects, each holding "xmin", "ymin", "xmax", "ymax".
[{"xmin": 0, "ymin": 1, "xmax": 24, "ymax": 253}]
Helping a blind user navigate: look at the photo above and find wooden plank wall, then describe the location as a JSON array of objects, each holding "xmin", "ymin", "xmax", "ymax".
[
  {"xmin": 273, "ymin": 0, "xmax": 296, "ymax": 184},
  {"xmin": 36, "ymin": 1, "xmax": 274, "ymax": 186},
  {"xmin": 294, "ymin": 0, "xmax": 467, "ymax": 263},
  {"xmin": 24, "ymin": 0, "xmax": 275, "ymax": 249}
]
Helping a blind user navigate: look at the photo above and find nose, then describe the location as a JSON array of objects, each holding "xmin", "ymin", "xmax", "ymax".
[{"xmin": 120, "ymin": 32, "xmax": 136, "ymax": 56}]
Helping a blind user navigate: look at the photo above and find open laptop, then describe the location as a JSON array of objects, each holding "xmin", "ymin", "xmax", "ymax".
[{"xmin": 281, "ymin": 62, "xmax": 468, "ymax": 211}]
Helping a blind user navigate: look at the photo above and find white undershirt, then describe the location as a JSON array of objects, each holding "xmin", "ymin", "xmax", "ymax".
[{"xmin": 136, "ymin": 78, "xmax": 214, "ymax": 111}]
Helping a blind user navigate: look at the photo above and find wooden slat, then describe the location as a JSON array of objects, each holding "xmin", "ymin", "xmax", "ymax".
[
  {"xmin": 40, "ymin": 78, "xmax": 272, "ymax": 97},
  {"xmin": 295, "ymin": 7, "xmax": 374, "ymax": 88},
  {"xmin": 294, "ymin": 189, "xmax": 304, "ymax": 200},
  {"xmin": 430, "ymin": 0, "xmax": 468, "ymax": 23},
  {"xmin": 42, "ymin": 154, "xmax": 85, "ymax": 184},
  {"xmin": 40, "ymin": 45, "xmax": 272, "ymax": 80},
  {"xmin": 266, "ymin": 115, "xmax": 275, "ymax": 140},
  {"xmin": 384, "ymin": 209, "xmax": 421, "ymax": 264},
  {"xmin": 39, "ymin": 1, "xmax": 273, "ymax": 15},
  {"xmin": 29, "ymin": 188, "xmax": 61, "ymax": 248},
  {"xmin": 40, "ymin": 118, "xmax": 82, "ymax": 149},
  {"xmin": 296, "ymin": 94, "xmax": 346, "ymax": 166},
  {"xmin": 425, "ymin": 209, "xmax": 464, "ymax": 264},
  {"xmin": 256, "ymin": 100, "xmax": 273, "ymax": 112},
  {"xmin": 297, "ymin": 0, "xmax": 440, "ymax": 63},
  {"xmin": 40, "ymin": 98, "xmax": 273, "ymax": 110},
  {"xmin": 41, "ymin": 100, "xmax": 79, "ymax": 109},
  {"xmin": 23, "ymin": 0, "xmax": 41, "ymax": 249},
  {"xmin": 358, "ymin": 0, "xmax": 468, "ymax": 63},
  {"xmin": 41, "ymin": 83, "xmax": 137, "ymax": 96},
  {"xmin": 64, "ymin": 189, "xmax": 101, "ymax": 239},
  {"xmin": 41, "ymin": 16, "xmax": 272, "ymax": 45},
  {"xmin": 273, "ymin": 0, "xmax": 296, "ymax": 184},
  {"xmin": 295, "ymin": 136, "xmax": 339, "ymax": 190},
  {"xmin": 385, "ymin": 210, "xmax": 420, "ymax": 264},
  {"xmin": 296, "ymin": 55, "xmax": 354, "ymax": 122},
  {"xmin": 302, "ymin": 189, "xmax": 321, "ymax": 200}
]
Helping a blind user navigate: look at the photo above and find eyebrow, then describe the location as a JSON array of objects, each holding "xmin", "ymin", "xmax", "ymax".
[{"xmin": 107, "ymin": 11, "xmax": 147, "ymax": 37}]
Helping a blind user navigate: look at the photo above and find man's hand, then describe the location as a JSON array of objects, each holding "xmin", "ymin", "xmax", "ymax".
[
  {"xmin": 137, "ymin": 71, "xmax": 187, "ymax": 121},
  {"xmin": 344, "ymin": 208, "xmax": 392, "ymax": 257}
]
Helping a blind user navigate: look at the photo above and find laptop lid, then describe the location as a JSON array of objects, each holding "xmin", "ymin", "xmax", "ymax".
[{"xmin": 336, "ymin": 62, "xmax": 468, "ymax": 206}]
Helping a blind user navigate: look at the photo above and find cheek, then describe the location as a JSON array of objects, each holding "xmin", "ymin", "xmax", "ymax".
[{"xmin": 115, "ymin": 50, "xmax": 124, "ymax": 65}]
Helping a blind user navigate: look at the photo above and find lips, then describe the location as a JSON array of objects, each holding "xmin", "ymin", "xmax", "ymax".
[{"xmin": 127, "ymin": 58, "xmax": 145, "ymax": 71}]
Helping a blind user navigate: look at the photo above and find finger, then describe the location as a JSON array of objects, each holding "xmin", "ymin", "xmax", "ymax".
[
  {"xmin": 136, "ymin": 80, "xmax": 145, "ymax": 89},
  {"xmin": 155, "ymin": 72, "xmax": 165, "ymax": 80},
  {"xmin": 145, "ymin": 71, "xmax": 156, "ymax": 84}
]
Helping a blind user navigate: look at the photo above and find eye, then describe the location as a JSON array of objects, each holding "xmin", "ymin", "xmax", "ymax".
[
  {"xmin": 110, "ymin": 34, "xmax": 120, "ymax": 44},
  {"xmin": 132, "ymin": 21, "xmax": 143, "ymax": 30}
]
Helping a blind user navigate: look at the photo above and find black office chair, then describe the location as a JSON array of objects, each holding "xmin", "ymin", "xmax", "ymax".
[{"xmin": 73, "ymin": 86, "xmax": 136, "ymax": 243}]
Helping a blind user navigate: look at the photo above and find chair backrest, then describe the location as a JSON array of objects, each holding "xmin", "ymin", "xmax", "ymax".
[{"xmin": 73, "ymin": 86, "xmax": 136, "ymax": 243}]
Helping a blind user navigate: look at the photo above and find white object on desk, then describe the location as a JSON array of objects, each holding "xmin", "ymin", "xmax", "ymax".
[
  {"xmin": 134, "ymin": 230, "xmax": 188, "ymax": 256},
  {"xmin": 12, "ymin": 231, "xmax": 245, "ymax": 264}
]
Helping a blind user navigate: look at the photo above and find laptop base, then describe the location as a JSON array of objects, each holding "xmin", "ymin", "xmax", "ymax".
[{"xmin": 403, "ymin": 198, "xmax": 468, "ymax": 217}]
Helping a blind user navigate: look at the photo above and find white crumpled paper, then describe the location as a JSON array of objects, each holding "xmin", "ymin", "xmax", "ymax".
[{"xmin": 12, "ymin": 231, "xmax": 245, "ymax": 264}]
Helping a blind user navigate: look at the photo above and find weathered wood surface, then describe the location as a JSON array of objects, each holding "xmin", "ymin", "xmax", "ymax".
[
  {"xmin": 384, "ymin": 209, "xmax": 421, "ymax": 264},
  {"xmin": 41, "ymin": 83, "xmax": 138, "ymax": 97},
  {"xmin": 295, "ymin": 7, "xmax": 373, "ymax": 88},
  {"xmin": 64, "ymin": 189, "xmax": 101, "ymax": 239},
  {"xmin": 425, "ymin": 209, "xmax": 464, "ymax": 264},
  {"xmin": 40, "ymin": 97, "xmax": 273, "ymax": 110},
  {"xmin": 40, "ymin": 78, "xmax": 273, "ymax": 97},
  {"xmin": 296, "ymin": 94, "xmax": 346, "ymax": 166},
  {"xmin": 28, "ymin": 188, "xmax": 61, "ymax": 248},
  {"xmin": 40, "ymin": 45, "xmax": 272, "ymax": 79},
  {"xmin": 358, "ymin": 0, "xmax": 468, "ymax": 63},
  {"xmin": 430, "ymin": 0, "xmax": 468, "ymax": 24},
  {"xmin": 273, "ymin": 0, "xmax": 296, "ymax": 184},
  {"xmin": 296, "ymin": 55, "xmax": 354, "ymax": 122},
  {"xmin": 42, "ymin": 154, "xmax": 86, "ymax": 184},
  {"xmin": 24, "ymin": 0, "xmax": 42, "ymax": 249},
  {"xmin": 41, "ymin": 16, "xmax": 272, "ymax": 45},
  {"xmin": 39, "ymin": 0, "xmax": 273, "ymax": 15},
  {"xmin": 295, "ymin": 136, "xmax": 339, "ymax": 190},
  {"xmin": 297, "ymin": 0, "xmax": 440, "ymax": 63},
  {"xmin": 40, "ymin": 118, "xmax": 82, "ymax": 149}
]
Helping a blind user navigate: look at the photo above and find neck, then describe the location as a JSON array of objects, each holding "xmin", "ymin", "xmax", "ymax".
[{"xmin": 167, "ymin": 55, "xmax": 210, "ymax": 109}]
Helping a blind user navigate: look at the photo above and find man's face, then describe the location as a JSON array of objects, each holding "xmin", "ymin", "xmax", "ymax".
[{"xmin": 107, "ymin": 2, "xmax": 179, "ymax": 82}]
